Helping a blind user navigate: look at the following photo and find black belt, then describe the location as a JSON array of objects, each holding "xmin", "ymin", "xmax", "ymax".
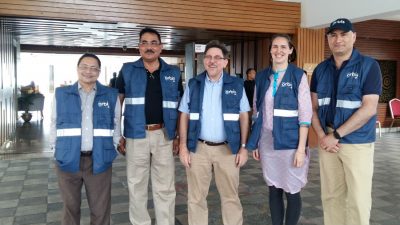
[
  {"xmin": 81, "ymin": 151, "xmax": 92, "ymax": 156},
  {"xmin": 198, "ymin": 139, "xmax": 227, "ymax": 146}
]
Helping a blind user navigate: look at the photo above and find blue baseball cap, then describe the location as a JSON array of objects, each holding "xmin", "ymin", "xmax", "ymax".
[{"xmin": 327, "ymin": 18, "xmax": 354, "ymax": 34}]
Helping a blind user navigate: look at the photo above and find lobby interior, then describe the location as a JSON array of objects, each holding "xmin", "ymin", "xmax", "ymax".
[{"xmin": 1, "ymin": 0, "xmax": 400, "ymax": 224}]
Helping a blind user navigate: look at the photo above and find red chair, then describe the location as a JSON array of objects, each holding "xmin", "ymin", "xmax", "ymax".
[{"xmin": 389, "ymin": 98, "xmax": 400, "ymax": 129}]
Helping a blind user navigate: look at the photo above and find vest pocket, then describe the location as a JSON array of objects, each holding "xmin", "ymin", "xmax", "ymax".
[
  {"xmin": 95, "ymin": 114, "xmax": 112, "ymax": 127},
  {"xmin": 341, "ymin": 84, "xmax": 358, "ymax": 94},
  {"xmin": 55, "ymin": 139, "xmax": 74, "ymax": 166},
  {"xmin": 169, "ymin": 110, "xmax": 178, "ymax": 119},
  {"xmin": 102, "ymin": 140, "xmax": 117, "ymax": 163},
  {"xmin": 280, "ymin": 117, "xmax": 299, "ymax": 148}
]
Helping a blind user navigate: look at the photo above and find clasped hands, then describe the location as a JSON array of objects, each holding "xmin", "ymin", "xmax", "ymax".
[{"xmin": 319, "ymin": 133, "xmax": 341, "ymax": 153}]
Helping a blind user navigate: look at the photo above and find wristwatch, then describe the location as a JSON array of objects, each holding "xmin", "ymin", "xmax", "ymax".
[{"xmin": 333, "ymin": 130, "xmax": 342, "ymax": 140}]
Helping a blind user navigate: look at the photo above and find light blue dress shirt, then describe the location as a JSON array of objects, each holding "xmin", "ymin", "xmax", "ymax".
[{"xmin": 179, "ymin": 73, "xmax": 250, "ymax": 142}]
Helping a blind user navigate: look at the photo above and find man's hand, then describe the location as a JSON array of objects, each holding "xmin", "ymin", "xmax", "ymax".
[
  {"xmin": 117, "ymin": 136, "xmax": 126, "ymax": 156},
  {"xmin": 172, "ymin": 138, "xmax": 179, "ymax": 155},
  {"xmin": 235, "ymin": 147, "xmax": 248, "ymax": 167},
  {"xmin": 252, "ymin": 149, "xmax": 260, "ymax": 161},
  {"xmin": 320, "ymin": 133, "xmax": 340, "ymax": 153},
  {"xmin": 179, "ymin": 145, "xmax": 191, "ymax": 168}
]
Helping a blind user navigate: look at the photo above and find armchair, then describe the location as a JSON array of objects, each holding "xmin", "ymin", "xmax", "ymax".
[{"xmin": 389, "ymin": 98, "xmax": 400, "ymax": 130}]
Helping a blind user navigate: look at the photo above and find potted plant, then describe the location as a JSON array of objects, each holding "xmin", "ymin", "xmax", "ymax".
[{"xmin": 18, "ymin": 93, "xmax": 34, "ymax": 122}]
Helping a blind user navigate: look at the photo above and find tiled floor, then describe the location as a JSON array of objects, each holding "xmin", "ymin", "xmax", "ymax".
[{"xmin": 1, "ymin": 118, "xmax": 400, "ymax": 225}]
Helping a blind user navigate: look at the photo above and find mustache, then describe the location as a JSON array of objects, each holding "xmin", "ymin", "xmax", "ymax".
[{"xmin": 145, "ymin": 49, "xmax": 155, "ymax": 53}]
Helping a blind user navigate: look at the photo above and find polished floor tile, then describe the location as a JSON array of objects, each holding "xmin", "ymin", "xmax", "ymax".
[{"xmin": 1, "ymin": 120, "xmax": 400, "ymax": 224}]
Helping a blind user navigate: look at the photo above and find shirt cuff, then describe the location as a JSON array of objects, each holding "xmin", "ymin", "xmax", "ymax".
[{"xmin": 299, "ymin": 122, "xmax": 311, "ymax": 127}]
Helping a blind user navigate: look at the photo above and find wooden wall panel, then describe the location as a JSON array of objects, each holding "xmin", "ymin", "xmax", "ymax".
[
  {"xmin": 354, "ymin": 20, "xmax": 400, "ymax": 41},
  {"xmin": 295, "ymin": 28, "xmax": 325, "ymax": 72},
  {"xmin": 231, "ymin": 38, "xmax": 270, "ymax": 77},
  {"xmin": 0, "ymin": 0, "xmax": 300, "ymax": 34},
  {"xmin": 0, "ymin": 19, "xmax": 17, "ymax": 147},
  {"xmin": 294, "ymin": 28, "xmax": 325, "ymax": 148}
]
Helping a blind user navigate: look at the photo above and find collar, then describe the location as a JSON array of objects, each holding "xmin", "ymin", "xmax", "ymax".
[
  {"xmin": 329, "ymin": 48, "xmax": 361, "ymax": 69},
  {"xmin": 205, "ymin": 72, "xmax": 223, "ymax": 84},
  {"xmin": 78, "ymin": 82, "xmax": 97, "ymax": 91}
]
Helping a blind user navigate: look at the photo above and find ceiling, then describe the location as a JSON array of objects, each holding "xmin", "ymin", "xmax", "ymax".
[{"xmin": 2, "ymin": 17, "xmax": 272, "ymax": 52}]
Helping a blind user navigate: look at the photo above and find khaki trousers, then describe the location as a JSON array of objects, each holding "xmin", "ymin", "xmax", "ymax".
[
  {"xmin": 56, "ymin": 156, "xmax": 112, "ymax": 225},
  {"xmin": 126, "ymin": 129, "xmax": 176, "ymax": 225},
  {"xmin": 319, "ymin": 142, "xmax": 374, "ymax": 225},
  {"xmin": 187, "ymin": 141, "xmax": 243, "ymax": 225}
]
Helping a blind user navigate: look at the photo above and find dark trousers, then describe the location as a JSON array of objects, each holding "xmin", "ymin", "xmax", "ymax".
[
  {"xmin": 56, "ymin": 156, "xmax": 112, "ymax": 225},
  {"xmin": 269, "ymin": 186, "xmax": 302, "ymax": 225}
]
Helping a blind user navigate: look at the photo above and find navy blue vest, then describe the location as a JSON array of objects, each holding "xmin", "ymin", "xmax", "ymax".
[
  {"xmin": 55, "ymin": 81, "xmax": 118, "ymax": 174},
  {"xmin": 187, "ymin": 72, "xmax": 243, "ymax": 154},
  {"xmin": 121, "ymin": 58, "xmax": 180, "ymax": 140},
  {"xmin": 247, "ymin": 64, "xmax": 304, "ymax": 150},
  {"xmin": 313, "ymin": 49, "xmax": 377, "ymax": 143}
]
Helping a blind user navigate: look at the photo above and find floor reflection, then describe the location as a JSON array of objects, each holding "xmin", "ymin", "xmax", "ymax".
[
  {"xmin": 1, "ymin": 113, "xmax": 52, "ymax": 156},
  {"xmin": 16, "ymin": 120, "xmax": 44, "ymax": 147}
]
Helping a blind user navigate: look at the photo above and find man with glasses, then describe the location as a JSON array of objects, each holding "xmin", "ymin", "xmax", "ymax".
[
  {"xmin": 178, "ymin": 40, "xmax": 250, "ymax": 225},
  {"xmin": 115, "ymin": 27, "xmax": 182, "ymax": 225},
  {"xmin": 50, "ymin": 53, "xmax": 121, "ymax": 225},
  {"xmin": 311, "ymin": 18, "xmax": 382, "ymax": 225}
]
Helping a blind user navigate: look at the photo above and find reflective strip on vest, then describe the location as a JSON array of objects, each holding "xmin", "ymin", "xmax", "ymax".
[
  {"xmin": 190, "ymin": 113, "xmax": 199, "ymax": 120},
  {"xmin": 125, "ymin": 97, "xmax": 145, "ymax": 105},
  {"xmin": 274, "ymin": 109, "xmax": 299, "ymax": 117},
  {"xmin": 336, "ymin": 100, "xmax": 362, "ymax": 109},
  {"xmin": 318, "ymin": 97, "xmax": 331, "ymax": 106},
  {"xmin": 56, "ymin": 128, "xmax": 82, "ymax": 137},
  {"xmin": 93, "ymin": 129, "xmax": 114, "ymax": 137},
  {"xmin": 163, "ymin": 101, "xmax": 178, "ymax": 109},
  {"xmin": 223, "ymin": 113, "xmax": 240, "ymax": 121}
]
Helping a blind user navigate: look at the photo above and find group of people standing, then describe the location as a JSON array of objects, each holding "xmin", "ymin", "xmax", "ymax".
[{"xmin": 50, "ymin": 17, "xmax": 382, "ymax": 225}]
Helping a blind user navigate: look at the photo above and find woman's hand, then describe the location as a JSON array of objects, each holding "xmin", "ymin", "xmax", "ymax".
[{"xmin": 293, "ymin": 149, "xmax": 306, "ymax": 167}]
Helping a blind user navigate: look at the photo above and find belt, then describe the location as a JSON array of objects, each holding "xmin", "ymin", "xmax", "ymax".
[
  {"xmin": 81, "ymin": 151, "xmax": 92, "ymax": 157},
  {"xmin": 145, "ymin": 123, "xmax": 164, "ymax": 131},
  {"xmin": 198, "ymin": 139, "xmax": 227, "ymax": 146}
]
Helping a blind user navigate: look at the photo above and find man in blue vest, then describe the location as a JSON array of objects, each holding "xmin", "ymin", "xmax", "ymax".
[
  {"xmin": 115, "ymin": 27, "xmax": 182, "ymax": 225},
  {"xmin": 310, "ymin": 18, "xmax": 382, "ymax": 225},
  {"xmin": 178, "ymin": 40, "xmax": 250, "ymax": 225},
  {"xmin": 50, "ymin": 53, "xmax": 121, "ymax": 225}
]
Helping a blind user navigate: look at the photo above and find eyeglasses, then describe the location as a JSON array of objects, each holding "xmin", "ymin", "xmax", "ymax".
[
  {"xmin": 78, "ymin": 65, "xmax": 100, "ymax": 73},
  {"xmin": 138, "ymin": 41, "xmax": 161, "ymax": 47},
  {"xmin": 204, "ymin": 55, "xmax": 227, "ymax": 61}
]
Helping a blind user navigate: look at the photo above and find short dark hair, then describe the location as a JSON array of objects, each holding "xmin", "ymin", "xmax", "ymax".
[
  {"xmin": 246, "ymin": 68, "xmax": 255, "ymax": 75},
  {"xmin": 269, "ymin": 34, "xmax": 297, "ymax": 63},
  {"xmin": 77, "ymin": 53, "xmax": 101, "ymax": 68},
  {"xmin": 139, "ymin": 27, "xmax": 161, "ymax": 43},
  {"xmin": 204, "ymin": 40, "xmax": 228, "ymax": 57}
]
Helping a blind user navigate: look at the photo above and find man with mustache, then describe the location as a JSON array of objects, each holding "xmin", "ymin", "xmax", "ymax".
[{"xmin": 115, "ymin": 27, "xmax": 183, "ymax": 225}]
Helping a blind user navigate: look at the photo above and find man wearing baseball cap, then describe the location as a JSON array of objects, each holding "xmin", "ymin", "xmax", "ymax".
[{"xmin": 310, "ymin": 18, "xmax": 382, "ymax": 225}]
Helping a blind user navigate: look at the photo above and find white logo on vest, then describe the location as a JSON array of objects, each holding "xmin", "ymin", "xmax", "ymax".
[
  {"xmin": 225, "ymin": 89, "xmax": 237, "ymax": 95},
  {"xmin": 346, "ymin": 72, "xmax": 359, "ymax": 79},
  {"xmin": 165, "ymin": 76, "xmax": 176, "ymax": 82},
  {"xmin": 98, "ymin": 101, "xmax": 110, "ymax": 108},
  {"xmin": 281, "ymin": 82, "xmax": 293, "ymax": 89}
]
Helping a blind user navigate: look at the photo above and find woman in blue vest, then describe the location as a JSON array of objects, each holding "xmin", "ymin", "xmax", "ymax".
[{"xmin": 246, "ymin": 34, "xmax": 312, "ymax": 225}]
